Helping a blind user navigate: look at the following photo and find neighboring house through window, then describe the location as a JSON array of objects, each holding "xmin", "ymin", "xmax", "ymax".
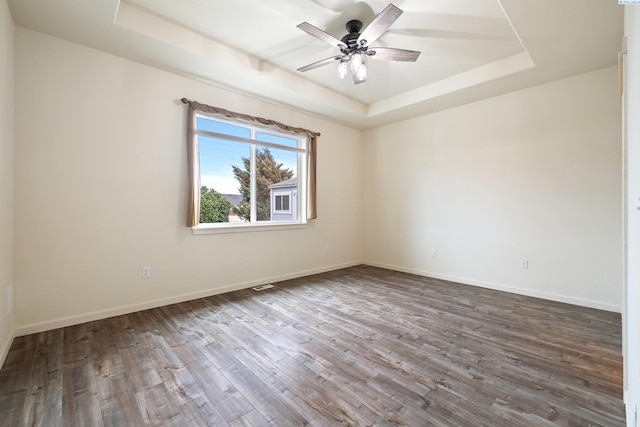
[{"xmin": 270, "ymin": 178, "xmax": 297, "ymax": 221}]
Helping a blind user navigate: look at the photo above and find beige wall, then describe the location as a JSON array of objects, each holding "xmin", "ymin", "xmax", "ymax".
[
  {"xmin": 13, "ymin": 28, "xmax": 363, "ymax": 334},
  {"xmin": 363, "ymin": 66, "xmax": 622, "ymax": 311},
  {"xmin": 0, "ymin": 0, "xmax": 15, "ymax": 364}
]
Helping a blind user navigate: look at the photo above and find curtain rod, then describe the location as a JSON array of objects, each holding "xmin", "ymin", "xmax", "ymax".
[{"xmin": 180, "ymin": 98, "xmax": 321, "ymax": 137}]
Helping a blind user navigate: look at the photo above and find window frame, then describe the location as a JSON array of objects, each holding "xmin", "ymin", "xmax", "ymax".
[
  {"xmin": 273, "ymin": 192, "xmax": 293, "ymax": 214},
  {"xmin": 192, "ymin": 112, "xmax": 308, "ymax": 233}
]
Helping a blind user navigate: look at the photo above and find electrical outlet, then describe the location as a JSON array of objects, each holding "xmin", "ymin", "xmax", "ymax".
[
  {"xmin": 324, "ymin": 244, "xmax": 330, "ymax": 253},
  {"xmin": 142, "ymin": 267, "xmax": 151, "ymax": 279},
  {"xmin": 431, "ymin": 249, "xmax": 438, "ymax": 257},
  {"xmin": 520, "ymin": 259, "xmax": 528, "ymax": 269}
]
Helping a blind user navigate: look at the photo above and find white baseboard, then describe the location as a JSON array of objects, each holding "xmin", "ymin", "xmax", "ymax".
[
  {"xmin": 0, "ymin": 328, "xmax": 15, "ymax": 370},
  {"xmin": 14, "ymin": 260, "xmax": 362, "ymax": 337},
  {"xmin": 13, "ymin": 259, "xmax": 621, "ymax": 336},
  {"xmin": 625, "ymin": 392, "xmax": 637, "ymax": 427},
  {"xmin": 363, "ymin": 261, "xmax": 622, "ymax": 313}
]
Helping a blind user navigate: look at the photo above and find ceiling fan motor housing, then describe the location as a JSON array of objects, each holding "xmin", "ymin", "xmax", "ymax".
[{"xmin": 342, "ymin": 19, "xmax": 363, "ymax": 50}]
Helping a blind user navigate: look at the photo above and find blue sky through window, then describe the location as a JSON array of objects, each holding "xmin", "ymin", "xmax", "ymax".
[
  {"xmin": 198, "ymin": 135, "xmax": 248, "ymax": 194},
  {"xmin": 196, "ymin": 117, "xmax": 299, "ymax": 195}
]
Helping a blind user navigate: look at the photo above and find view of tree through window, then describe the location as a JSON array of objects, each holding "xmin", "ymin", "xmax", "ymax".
[
  {"xmin": 199, "ymin": 186, "xmax": 233, "ymax": 223},
  {"xmin": 231, "ymin": 148, "xmax": 293, "ymax": 221},
  {"xmin": 195, "ymin": 115, "xmax": 305, "ymax": 225}
]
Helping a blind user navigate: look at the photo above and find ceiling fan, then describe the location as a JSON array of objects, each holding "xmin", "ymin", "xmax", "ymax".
[{"xmin": 296, "ymin": 3, "xmax": 421, "ymax": 85}]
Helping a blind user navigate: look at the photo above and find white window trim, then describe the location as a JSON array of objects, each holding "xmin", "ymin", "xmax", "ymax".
[{"xmin": 192, "ymin": 222, "xmax": 308, "ymax": 235}]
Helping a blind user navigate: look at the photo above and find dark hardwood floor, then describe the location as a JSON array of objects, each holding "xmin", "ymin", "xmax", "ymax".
[{"xmin": 0, "ymin": 265, "xmax": 625, "ymax": 426}]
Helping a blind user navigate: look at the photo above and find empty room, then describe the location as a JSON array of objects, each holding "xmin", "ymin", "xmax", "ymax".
[{"xmin": 1, "ymin": 0, "xmax": 640, "ymax": 426}]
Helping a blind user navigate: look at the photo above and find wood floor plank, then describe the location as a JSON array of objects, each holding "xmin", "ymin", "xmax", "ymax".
[
  {"xmin": 134, "ymin": 383, "xmax": 186, "ymax": 426},
  {"xmin": 19, "ymin": 329, "xmax": 65, "ymax": 427},
  {"xmin": 62, "ymin": 392, "xmax": 105, "ymax": 427},
  {"xmin": 0, "ymin": 265, "xmax": 625, "ymax": 426},
  {"xmin": 171, "ymin": 341, "xmax": 255, "ymax": 423},
  {"xmin": 178, "ymin": 395, "xmax": 229, "ymax": 427},
  {"xmin": 147, "ymin": 337, "xmax": 206, "ymax": 407},
  {"xmin": 202, "ymin": 343, "xmax": 310, "ymax": 425},
  {"xmin": 61, "ymin": 361, "xmax": 103, "ymax": 427},
  {"xmin": 97, "ymin": 372, "xmax": 147, "ymax": 426}
]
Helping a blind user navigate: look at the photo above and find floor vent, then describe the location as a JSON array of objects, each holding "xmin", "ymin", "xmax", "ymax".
[{"xmin": 252, "ymin": 284, "xmax": 274, "ymax": 291}]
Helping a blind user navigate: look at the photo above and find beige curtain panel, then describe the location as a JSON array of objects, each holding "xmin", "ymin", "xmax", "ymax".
[{"xmin": 181, "ymin": 98, "xmax": 319, "ymax": 227}]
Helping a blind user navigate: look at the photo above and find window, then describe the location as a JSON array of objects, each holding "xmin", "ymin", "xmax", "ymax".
[
  {"xmin": 182, "ymin": 98, "xmax": 318, "ymax": 230},
  {"xmin": 275, "ymin": 194, "xmax": 290, "ymax": 213},
  {"xmin": 271, "ymin": 187, "xmax": 296, "ymax": 221},
  {"xmin": 193, "ymin": 113, "xmax": 307, "ymax": 227}
]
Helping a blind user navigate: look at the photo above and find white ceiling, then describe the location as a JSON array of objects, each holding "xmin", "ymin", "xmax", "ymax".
[{"xmin": 8, "ymin": 0, "xmax": 624, "ymax": 129}]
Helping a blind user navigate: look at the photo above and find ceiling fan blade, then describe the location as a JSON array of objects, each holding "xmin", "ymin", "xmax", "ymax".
[
  {"xmin": 357, "ymin": 4, "xmax": 403, "ymax": 46},
  {"xmin": 297, "ymin": 55, "xmax": 343, "ymax": 72},
  {"xmin": 368, "ymin": 47, "xmax": 421, "ymax": 62},
  {"xmin": 297, "ymin": 22, "xmax": 346, "ymax": 49}
]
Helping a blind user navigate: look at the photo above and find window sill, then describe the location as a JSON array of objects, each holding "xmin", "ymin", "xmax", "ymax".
[{"xmin": 192, "ymin": 221, "xmax": 308, "ymax": 235}]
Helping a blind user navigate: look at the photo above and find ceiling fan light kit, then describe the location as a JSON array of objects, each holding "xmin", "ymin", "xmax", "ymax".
[
  {"xmin": 337, "ymin": 53, "xmax": 367, "ymax": 83},
  {"xmin": 353, "ymin": 54, "xmax": 367, "ymax": 82},
  {"xmin": 296, "ymin": 3, "xmax": 421, "ymax": 85},
  {"xmin": 337, "ymin": 59, "xmax": 349, "ymax": 79}
]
